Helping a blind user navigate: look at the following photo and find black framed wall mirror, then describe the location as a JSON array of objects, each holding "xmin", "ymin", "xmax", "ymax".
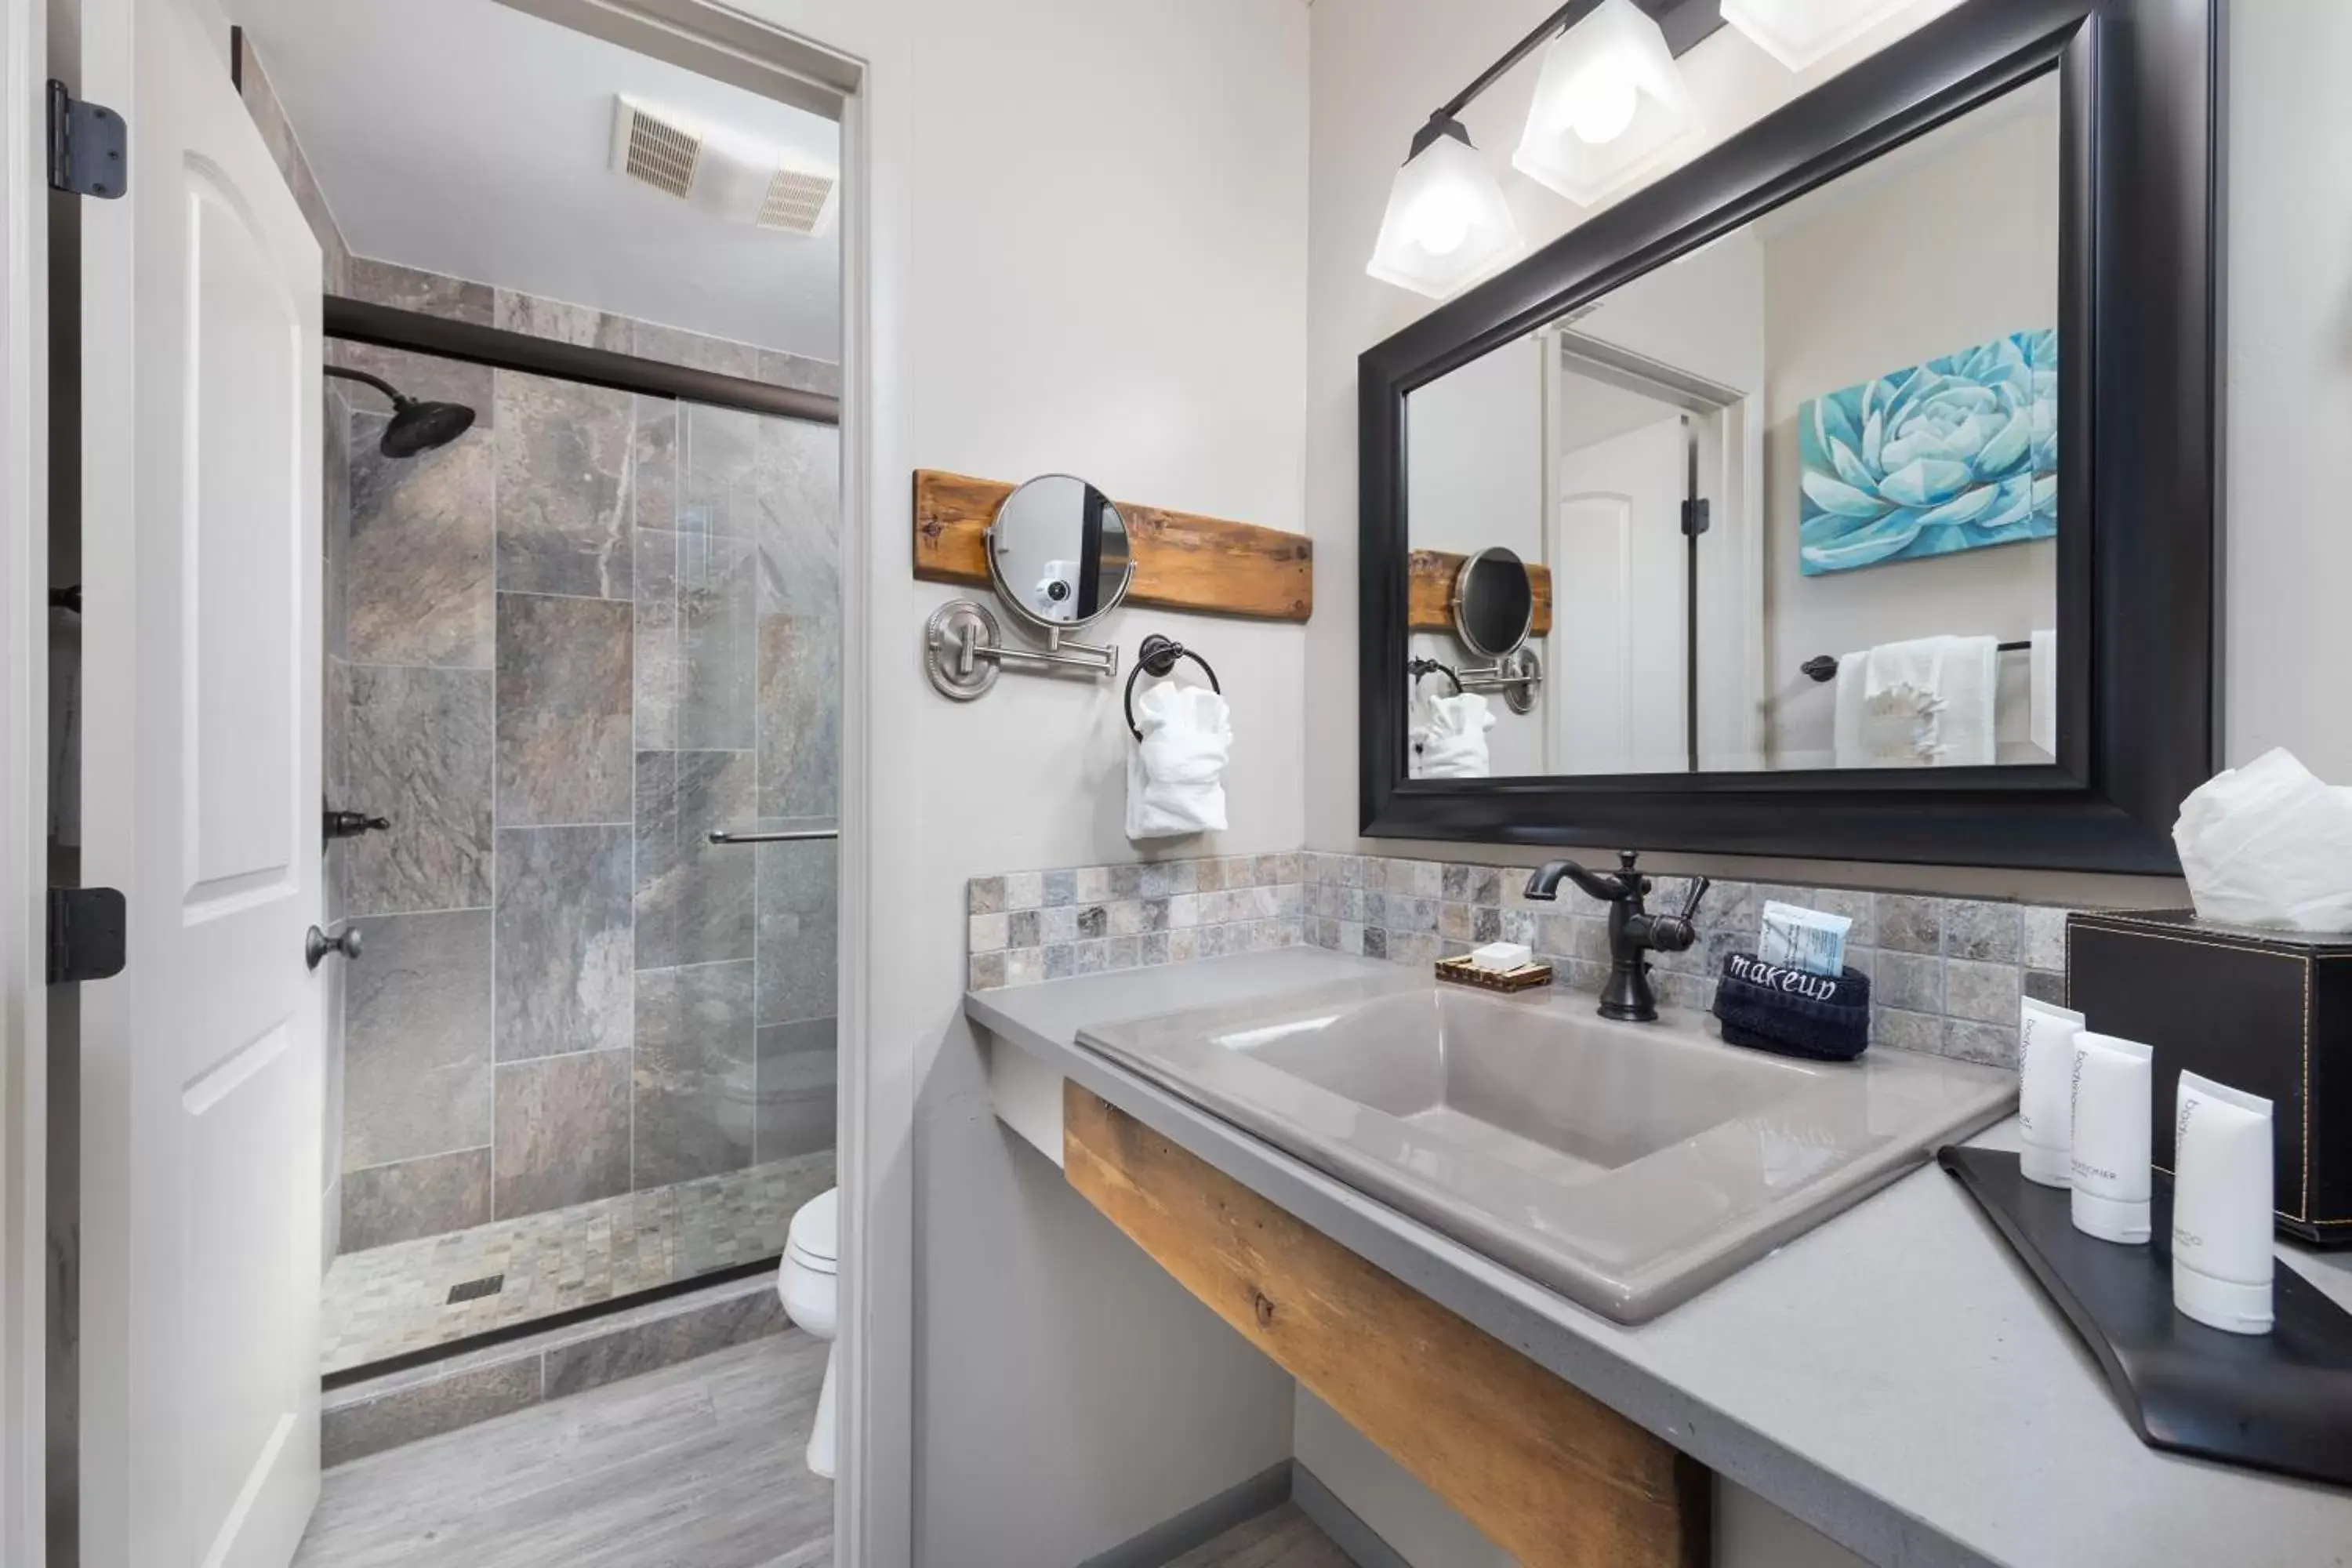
[{"xmin": 1360, "ymin": 0, "xmax": 2218, "ymax": 873}]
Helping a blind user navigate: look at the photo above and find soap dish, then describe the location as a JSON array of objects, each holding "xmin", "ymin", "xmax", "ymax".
[{"xmin": 1434, "ymin": 955, "xmax": 1552, "ymax": 993}]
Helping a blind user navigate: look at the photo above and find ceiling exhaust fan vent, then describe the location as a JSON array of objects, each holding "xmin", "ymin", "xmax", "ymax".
[
  {"xmin": 757, "ymin": 165, "xmax": 837, "ymax": 234},
  {"xmin": 609, "ymin": 96, "xmax": 838, "ymax": 238},
  {"xmin": 613, "ymin": 97, "xmax": 702, "ymax": 198}
]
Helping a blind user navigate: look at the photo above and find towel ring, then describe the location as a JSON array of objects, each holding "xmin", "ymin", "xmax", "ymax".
[
  {"xmin": 1407, "ymin": 656, "xmax": 1463, "ymax": 695},
  {"xmin": 1125, "ymin": 633, "xmax": 1221, "ymax": 741}
]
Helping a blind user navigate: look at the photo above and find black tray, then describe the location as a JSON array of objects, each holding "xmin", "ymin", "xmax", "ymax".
[{"xmin": 1940, "ymin": 1145, "xmax": 2352, "ymax": 1487}]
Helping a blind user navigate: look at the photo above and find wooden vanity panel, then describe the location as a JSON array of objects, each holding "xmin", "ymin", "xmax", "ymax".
[
  {"xmin": 1062, "ymin": 1083, "xmax": 1708, "ymax": 1568},
  {"xmin": 1406, "ymin": 548, "xmax": 1555, "ymax": 637},
  {"xmin": 912, "ymin": 469, "xmax": 1315, "ymax": 622}
]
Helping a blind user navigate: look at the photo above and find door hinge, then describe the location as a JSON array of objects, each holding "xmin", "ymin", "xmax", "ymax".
[
  {"xmin": 47, "ymin": 887, "xmax": 127, "ymax": 985},
  {"xmin": 46, "ymin": 81, "xmax": 127, "ymax": 200},
  {"xmin": 1680, "ymin": 498, "xmax": 1711, "ymax": 538}
]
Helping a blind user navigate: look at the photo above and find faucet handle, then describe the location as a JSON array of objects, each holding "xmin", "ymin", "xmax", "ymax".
[
  {"xmin": 1616, "ymin": 848, "xmax": 1654, "ymax": 897},
  {"xmin": 1674, "ymin": 875, "xmax": 1711, "ymax": 922}
]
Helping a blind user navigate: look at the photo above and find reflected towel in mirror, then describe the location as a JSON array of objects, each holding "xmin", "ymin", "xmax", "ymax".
[
  {"xmin": 1413, "ymin": 691, "xmax": 1497, "ymax": 779},
  {"xmin": 1126, "ymin": 682, "xmax": 1232, "ymax": 840},
  {"xmin": 1832, "ymin": 634, "xmax": 1997, "ymax": 768}
]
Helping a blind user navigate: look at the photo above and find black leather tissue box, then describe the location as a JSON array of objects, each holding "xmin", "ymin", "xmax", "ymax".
[{"xmin": 2067, "ymin": 909, "xmax": 2352, "ymax": 1246}]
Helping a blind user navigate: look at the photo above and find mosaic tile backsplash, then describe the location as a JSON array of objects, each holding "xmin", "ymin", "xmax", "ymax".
[
  {"xmin": 969, "ymin": 849, "xmax": 2074, "ymax": 1070},
  {"xmin": 1295, "ymin": 853, "xmax": 2067, "ymax": 1068},
  {"xmin": 967, "ymin": 855, "xmax": 1306, "ymax": 990}
]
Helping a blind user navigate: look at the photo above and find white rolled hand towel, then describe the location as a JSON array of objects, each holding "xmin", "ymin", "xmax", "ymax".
[
  {"xmin": 1126, "ymin": 682, "xmax": 1232, "ymax": 840},
  {"xmin": 1414, "ymin": 692, "xmax": 1496, "ymax": 779}
]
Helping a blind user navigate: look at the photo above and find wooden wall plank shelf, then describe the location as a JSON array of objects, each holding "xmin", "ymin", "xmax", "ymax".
[
  {"xmin": 1063, "ymin": 1082, "xmax": 1709, "ymax": 1568},
  {"xmin": 913, "ymin": 469, "xmax": 1314, "ymax": 623}
]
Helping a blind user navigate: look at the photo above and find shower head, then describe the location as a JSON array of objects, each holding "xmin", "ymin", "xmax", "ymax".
[
  {"xmin": 379, "ymin": 397, "xmax": 477, "ymax": 457},
  {"xmin": 325, "ymin": 363, "xmax": 477, "ymax": 458}
]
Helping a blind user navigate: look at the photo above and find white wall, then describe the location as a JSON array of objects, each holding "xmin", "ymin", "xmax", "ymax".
[
  {"xmin": 1305, "ymin": 0, "xmax": 2189, "ymax": 910},
  {"xmin": 2226, "ymin": 0, "xmax": 2352, "ymax": 784},
  {"xmin": 797, "ymin": 0, "xmax": 1309, "ymax": 1562},
  {"xmin": 1578, "ymin": 230, "xmax": 1767, "ymax": 392}
]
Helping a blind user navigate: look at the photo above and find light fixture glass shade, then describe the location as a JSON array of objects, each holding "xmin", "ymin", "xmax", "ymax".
[
  {"xmin": 1719, "ymin": 0, "xmax": 1924, "ymax": 72},
  {"xmin": 1511, "ymin": 0, "xmax": 1699, "ymax": 208},
  {"xmin": 1366, "ymin": 123, "xmax": 1525, "ymax": 299}
]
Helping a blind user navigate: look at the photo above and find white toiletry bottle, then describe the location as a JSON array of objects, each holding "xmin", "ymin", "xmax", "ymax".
[
  {"xmin": 2172, "ymin": 1072, "xmax": 2276, "ymax": 1334},
  {"xmin": 2069, "ymin": 1032, "xmax": 2154, "ymax": 1244},
  {"xmin": 2016, "ymin": 996, "xmax": 2085, "ymax": 1189}
]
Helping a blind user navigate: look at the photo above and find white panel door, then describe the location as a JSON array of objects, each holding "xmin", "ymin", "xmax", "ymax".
[
  {"xmin": 77, "ymin": 0, "xmax": 325, "ymax": 1563},
  {"xmin": 1551, "ymin": 416, "xmax": 1686, "ymax": 774}
]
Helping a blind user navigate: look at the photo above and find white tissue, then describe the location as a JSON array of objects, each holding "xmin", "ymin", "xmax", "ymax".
[
  {"xmin": 1125, "ymin": 682, "xmax": 1232, "ymax": 841},
  {"xmin": 1758, "ymin": 901, "xmax": 1850, "ymax": 977},
  {"xmin": 1468, "ymin": 941, "xmax": 1531, "ymax": 972},
  {"xmin": 2174, "ymin": 748, "xmax": 2352, "ymax": 933}
]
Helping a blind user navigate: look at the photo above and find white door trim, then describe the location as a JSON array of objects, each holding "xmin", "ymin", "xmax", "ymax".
[
  {"xmin": 488, "ymin": 5, "xmax": 913, "ymax": 1563},
  {"xmin": 0, "ymin": 0, "xmax": 51, "ymax": 1558}
]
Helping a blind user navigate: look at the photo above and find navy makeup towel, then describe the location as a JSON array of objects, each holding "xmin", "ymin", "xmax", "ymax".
[{"xmin": 1711, "ymin": 950, "xmax": 1872, "ymax": 1061}]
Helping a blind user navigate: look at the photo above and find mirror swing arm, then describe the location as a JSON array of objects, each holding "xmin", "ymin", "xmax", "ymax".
[
  {"xmin": 924, "ymin": 600, "xmax": 1120, "ymax": 702},
  {"xmin": 1357, "ymin": 0, "xmax": 2220, "ymax": 874},
  {"xmin": 1433, "ymin": 648, "xmax": 1543, "ymax": 712}
]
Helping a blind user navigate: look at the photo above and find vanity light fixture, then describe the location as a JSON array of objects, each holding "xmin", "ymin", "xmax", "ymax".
[
  {"xmin": 1511, "ymin": 0, "xmax": 1700, "ymax": 207},
  {"xmin": 1367, "ymin": 1, "xmax": 1722, "ymax": 298},
  {"xmin": 1719, "ymin": 0, "xmax": 1926, "ymax": 73},
  {"xmin": 1365, "ymin": 116, "xmax": 1524, "ymax": 299}
]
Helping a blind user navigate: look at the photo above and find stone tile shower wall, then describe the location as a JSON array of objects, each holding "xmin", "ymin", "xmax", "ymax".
[
  {"xmin": 1299, "ymin": 854, "xmax": 2067, "ymax": 1069},
  {"xmin": 332, "ymin": 272, "xmax": 841, "ymax": 1254}
]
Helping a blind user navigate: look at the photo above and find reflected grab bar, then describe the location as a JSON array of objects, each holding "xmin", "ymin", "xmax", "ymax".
[{"xmin": 706, "ymin": 828, "xmax": 840, "ymax": 845}]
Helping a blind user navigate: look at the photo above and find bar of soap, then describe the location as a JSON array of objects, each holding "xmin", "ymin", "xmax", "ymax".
[
  {"xmin": 1468, "ymin": 941, "xmax": 1532, "ymax": 972},
  {"xmin": 1758, "ymin": 902, "xmax": 1851, "ymax": 978}
]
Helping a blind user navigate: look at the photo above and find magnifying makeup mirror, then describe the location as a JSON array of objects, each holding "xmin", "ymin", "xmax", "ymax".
[{"xmin": 986, "ymin": 474, "xmax": 1136, "ymax": 634}]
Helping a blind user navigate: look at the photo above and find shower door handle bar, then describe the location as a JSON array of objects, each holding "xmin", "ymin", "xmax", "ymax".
[{"xmin": 706, "ymin": 828, "xmax": 840, "ymax": 845}]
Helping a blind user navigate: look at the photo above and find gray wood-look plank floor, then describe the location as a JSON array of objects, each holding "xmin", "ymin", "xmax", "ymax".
[
  {"xmin": 1167, "ymin": 1503, "xmax": 1357, "ymax": 1568},
  {"xmin": 293, "ymin": 1329, "xmax": 833, "ymax": 1568}
]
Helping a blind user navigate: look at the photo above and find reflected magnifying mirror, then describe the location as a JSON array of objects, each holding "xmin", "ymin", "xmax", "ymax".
[
  {"xmin": 1430, "ymin": 546, "xmax": 1542, "ymax": 716},
  {"xmin": 1452, "ymin": 546, "xmax": 1535, "ymax": 658}
]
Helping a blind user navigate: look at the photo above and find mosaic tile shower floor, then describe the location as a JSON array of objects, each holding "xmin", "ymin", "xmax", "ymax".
[{"xmin": 321, "ymin": 1152, "xmax": 833, "ymax": 1376}]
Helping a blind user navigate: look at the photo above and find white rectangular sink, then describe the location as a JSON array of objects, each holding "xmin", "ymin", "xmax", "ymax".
[{"xmin": 1080, "ymin": 968, "xmax": 2016, "ymax": 1323}]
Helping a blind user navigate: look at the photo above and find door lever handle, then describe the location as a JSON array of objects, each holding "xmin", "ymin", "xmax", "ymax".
[{"xmin": 306, "ymin": 924, "xmax": 362, "ymax": 971}]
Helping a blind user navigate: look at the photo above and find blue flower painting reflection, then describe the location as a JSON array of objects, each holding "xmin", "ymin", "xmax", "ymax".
[{"xmin": 1798, "ymin": 328, "xmax": 2056, "ymax": 575}]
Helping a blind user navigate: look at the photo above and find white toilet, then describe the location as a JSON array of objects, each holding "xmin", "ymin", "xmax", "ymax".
[{"xmin": 777, "ymin": 1187, "xmax": 840, "ymax": 1479}]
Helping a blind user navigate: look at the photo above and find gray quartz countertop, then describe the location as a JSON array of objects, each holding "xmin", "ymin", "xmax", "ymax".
[{"xmin": 967, "ymin": 948, "xmax": 2352, "ymax": 1568}]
